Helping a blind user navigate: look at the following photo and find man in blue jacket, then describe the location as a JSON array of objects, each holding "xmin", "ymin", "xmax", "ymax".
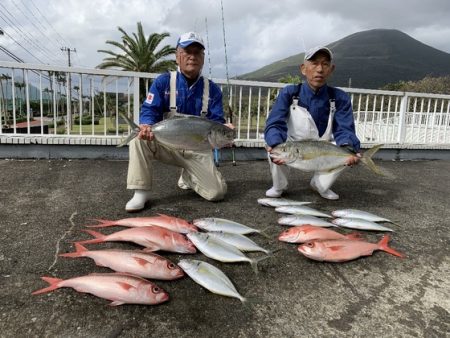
[
  {"xmin": 264, "ymin": 46, "xmax": 360, "ymax": 200},
  {"xmin": 126, "ymin": 32, "xmax": 229, "ymax": 212}
]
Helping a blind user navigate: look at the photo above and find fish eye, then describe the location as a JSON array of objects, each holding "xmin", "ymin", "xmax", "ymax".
[
  {"xmin": 168, "ymin": 262, "xmax": 176, "ymax": 269},
  {"xmin": 307, "ymin": 242, "xmax": 314, "ymax": 248},
  {"xmin": 152, "ymin": 286, "xmax": 160, "ymax": 294}
]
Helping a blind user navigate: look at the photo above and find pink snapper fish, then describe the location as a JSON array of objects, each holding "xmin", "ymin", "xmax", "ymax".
[
  {"xmin": 298, "ymin": 235, "xmax": 405, "ymax": 262},
  {"xmin": 32, "ymin": 272, "xmax": 169, "ymax": 306},
  {"xmin": 77, "ymin": 226, "xmax": 196, "ymax": 254},
  {"xmin": 60, "ymin": 243, "xmax": 184, "ymax": 280}
]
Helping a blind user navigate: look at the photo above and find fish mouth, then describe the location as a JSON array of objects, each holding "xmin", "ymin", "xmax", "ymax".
[{"xmin": 158, "ymin": 292, "xmax": 170, "ymax": 303}]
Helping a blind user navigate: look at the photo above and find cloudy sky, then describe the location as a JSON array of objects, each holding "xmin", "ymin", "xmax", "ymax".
[{"xmin": 1, "ymin": 0, "xmax": 450, "ymax": 78}]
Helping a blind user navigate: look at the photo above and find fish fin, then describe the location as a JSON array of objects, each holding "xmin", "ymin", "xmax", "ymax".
[
  {"xmin": 360, "ymin": 144, "xmax": 384, "ymax": 175},
  {"xmin": 109, "ymin": 301, "xmax": 126, "ymax": 306},
  {"xmin": 133, "ymin": 257, "xmax": 150, "ymax": 266},
  {"xmin": 84, "ymin": 219, "xmax": 118, "ymax": 228},
  {"xmin": 32, "ymin": 276, "xmax": 63, "ymax": 295},
  {"xmin": 116, "ymin": 131, "xmax": 138, "ymax": 148},
  {"xmin": 378, "ymin": 235, "xmax": 405, "ymax": 258},
  {"xmin": 59, "ymin": 243, "xmax": 88, "ymax": 258},
  {"xmin": 141, "ymin": 246, "xmax": 159, "ymax": 252},
  {"xmin": 328, "ymin": 245, "xmax": 345, "ymax": 252},
  {"xmin": 116, "ymin": 282, "xmax": 136, "ymax": 291},
  {"xmin": 119, "ymin": 112, "xmax": 140, "ymax": 129},
  {"xmin": 76, "ymin": 230, "xmax": 106, "ymax": 245}
]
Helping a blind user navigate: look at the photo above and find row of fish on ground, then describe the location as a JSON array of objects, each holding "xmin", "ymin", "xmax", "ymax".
[
  {"xmin": 257, "ymin": 197, "xmax": 405, "ymax": 262},
  {"xmin": 32, "ymin": 214, "xmax": 272, "ymax": 305}
]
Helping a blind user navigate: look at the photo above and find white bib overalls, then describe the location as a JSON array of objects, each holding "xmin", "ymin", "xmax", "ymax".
[{"xmin": 268, "ymin": 97, "xmax": 346, "ymax": 193}]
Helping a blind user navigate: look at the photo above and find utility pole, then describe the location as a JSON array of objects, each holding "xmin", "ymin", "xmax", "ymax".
[
  {"xmin": 61, "ymin": 47, "xmax": 76, "ymax": 67},
  {"xmin": 61, "ymin": 47, "xmax": 76, "ymax": 132}
]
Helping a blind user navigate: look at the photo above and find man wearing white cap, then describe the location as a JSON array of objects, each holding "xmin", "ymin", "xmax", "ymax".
[
  {"xmin": 125, "ymin": 32, "xmax": 229, "ymax": 212},
  {"xmin": 264, "ymin": 46, "xmax": 361, "ymax": 200}
]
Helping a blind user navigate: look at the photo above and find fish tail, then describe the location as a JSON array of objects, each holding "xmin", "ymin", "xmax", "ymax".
[
  {"xmin": 116, "ymin": 113, "xmax": 139, "ymax": 147},
  {"xmin": 76, "ymin": 230, "xmax": 106, "ymax": 244},
  {"xmin": 32, "ymin": 276, "xmax": 63, "ymax": 295},
  {"xmin": 84, "ymin": 219, "xmax": 118, "ymax": 228},
  {"xmin": 360, "ymin": 144, "xmax": 384, "ymax": 175},
  {"xmin": 259, "ymin": 227, "xmax": 272, "ymax": 239},
  {"xmin": 59, "ymin": 243, "xmax": 88, "ymax": 258},
  {"xmin": 378, "ymin": 235, "xmax": 405, "ymax": 258},
  {"xmin": 250, "ymin": 255, "xmax": 273, "ymax": 274}
]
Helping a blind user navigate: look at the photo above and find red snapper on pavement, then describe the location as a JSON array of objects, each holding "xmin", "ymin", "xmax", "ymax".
[
  {"xmin": 278, "ymin": 225, "xmax": 362, "ymax": 243},
  {"xmin": 297, "ymin": 235, "xmax": 405, "ymax": 262},
  {"xmin": 84, "ymin": 214, "xmax": 198, "ymax": 234},
  {"xmin": 32, "ymin": 272, "xmax": 169, "ymax": 306},
  {"xmin": 77, "ymin": 226, "xmax": 196, "ymax": 254},
  {"xmin": 60, "ymin": 243, "xmax": 184, "ymax": 280}
]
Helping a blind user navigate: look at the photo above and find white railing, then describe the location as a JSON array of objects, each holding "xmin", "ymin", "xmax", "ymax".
[{"xmin": 1, "ymin": 61, "xmax": 450, "ymax": 148}]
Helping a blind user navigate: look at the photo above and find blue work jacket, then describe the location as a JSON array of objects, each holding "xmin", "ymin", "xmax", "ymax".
[
  {"xmin": 264, "ymin": 83, "xmax": 361, "ymax": 151},
  {"xmin": 140, "ymin": 71, "xmax": 225, "ymax": 125}
]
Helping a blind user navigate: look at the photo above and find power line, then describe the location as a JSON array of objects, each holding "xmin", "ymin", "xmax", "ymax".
[
  {"xmin": 0, "ymin": 2, "xmax": 66, "ymax": 65},
  {"xmin": 29, "ymin": 0, "xmax": 73, "ymax": 48},
  {"xmin": 0, "ymin": 5, "xmax": 62, "ymax": 64},
  {"xmin": 0, "ymin": 24, "xmax": 46, "ymax": 64},
  {"xmin": 15, "ymin": 0, "xmax": 66, "ymax": 58}
]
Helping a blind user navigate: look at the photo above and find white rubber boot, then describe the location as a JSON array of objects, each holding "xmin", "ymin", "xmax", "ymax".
[
  {"xmin": 310, "ymin": 178, "xmax": 339, "ymax": 200},
  {"xmin": 265, "ymin": 187, "xmax": 285, "ymax": 198},
  {"xmin": 125, "ymin": 190, "xmax": 152, "ymax": 212}
]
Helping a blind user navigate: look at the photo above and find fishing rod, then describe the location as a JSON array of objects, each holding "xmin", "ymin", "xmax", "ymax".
[{"xmin": 220, "ymin": 0, "xmax": 236, "ymax": 166}]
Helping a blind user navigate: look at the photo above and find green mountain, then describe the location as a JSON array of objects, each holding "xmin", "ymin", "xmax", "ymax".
[{"xmin": 238, "ymin": 29, "xmax": 450, "ymax": 89}]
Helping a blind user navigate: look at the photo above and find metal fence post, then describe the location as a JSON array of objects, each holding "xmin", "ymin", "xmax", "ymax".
[
  {"xmin": 133, "ymin": 76, "xmax": 140, "ymax": 125},
  {"xmin": 397, "ymin": 92, "xmax": 408, "ymax": 144}
]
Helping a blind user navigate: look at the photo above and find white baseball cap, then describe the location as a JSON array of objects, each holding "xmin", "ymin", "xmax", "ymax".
[
  {"xmin": 177, "ymin": 32, "xmax": 205, "ymax": 49},
  {"xmin": 304, "ymin": 46, "xmax": 333, "ymax": 61}
]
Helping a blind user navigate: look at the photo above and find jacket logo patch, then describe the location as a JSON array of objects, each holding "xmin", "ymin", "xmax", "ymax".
[{"xmin": 145, "ymin": 93, "xmax": 154, "ymax": 104}]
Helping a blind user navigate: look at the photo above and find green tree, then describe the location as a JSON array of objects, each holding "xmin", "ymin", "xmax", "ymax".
[
  {"xmin": 97, "ymin": 22, "xmax": 177, "ymax": 100},
  {"xmin": 278, "ymin": 74, "xmax": 303, "ymax": 84},
  {"xmin": 381, "ymin": 75, "xmax": 450, "ymax": 94}
]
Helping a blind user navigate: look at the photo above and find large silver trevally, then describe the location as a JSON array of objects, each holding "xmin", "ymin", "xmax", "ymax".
[
  {"xmin": 178, "ymin": 259, "xmax": 247, "ymax": 303},
  {"xmin": 270, "ymin": 140, "xmax": 383, "ymax": 175},
  {"xmin": 117, "ymin": 113, "xmax": 234, "ymax": 151}
]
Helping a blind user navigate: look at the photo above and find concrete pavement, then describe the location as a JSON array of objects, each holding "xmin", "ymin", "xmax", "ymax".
[{"xmin": 0, "ymin": 157, "xmax": 449, "ymax": 337}]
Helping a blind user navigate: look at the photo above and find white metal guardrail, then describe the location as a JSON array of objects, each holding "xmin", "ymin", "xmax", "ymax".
[{"xmin": 1, "ymin": 61, "xmax": 449, "ymax": 149}]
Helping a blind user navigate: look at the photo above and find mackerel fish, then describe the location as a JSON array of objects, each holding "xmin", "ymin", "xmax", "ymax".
[{"xmin": 178, "ymin": 259, "xmax": 247, "ymax": 303}]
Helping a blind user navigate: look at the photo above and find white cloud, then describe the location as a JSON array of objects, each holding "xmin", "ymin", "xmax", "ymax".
[{"xmin": 0, "ymin": 0, "xmax": 449, "ymax": 78}]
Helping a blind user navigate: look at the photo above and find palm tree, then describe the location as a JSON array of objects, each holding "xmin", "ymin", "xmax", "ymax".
[{"xmin": 97, "ymin": 22, "xmax": 176, "ymax": 100}]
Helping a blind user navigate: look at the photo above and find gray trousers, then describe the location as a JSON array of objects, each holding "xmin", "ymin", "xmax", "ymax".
[{"xmin": 127, "ymin": 138, "xmax": 227, "ymax": 201}]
